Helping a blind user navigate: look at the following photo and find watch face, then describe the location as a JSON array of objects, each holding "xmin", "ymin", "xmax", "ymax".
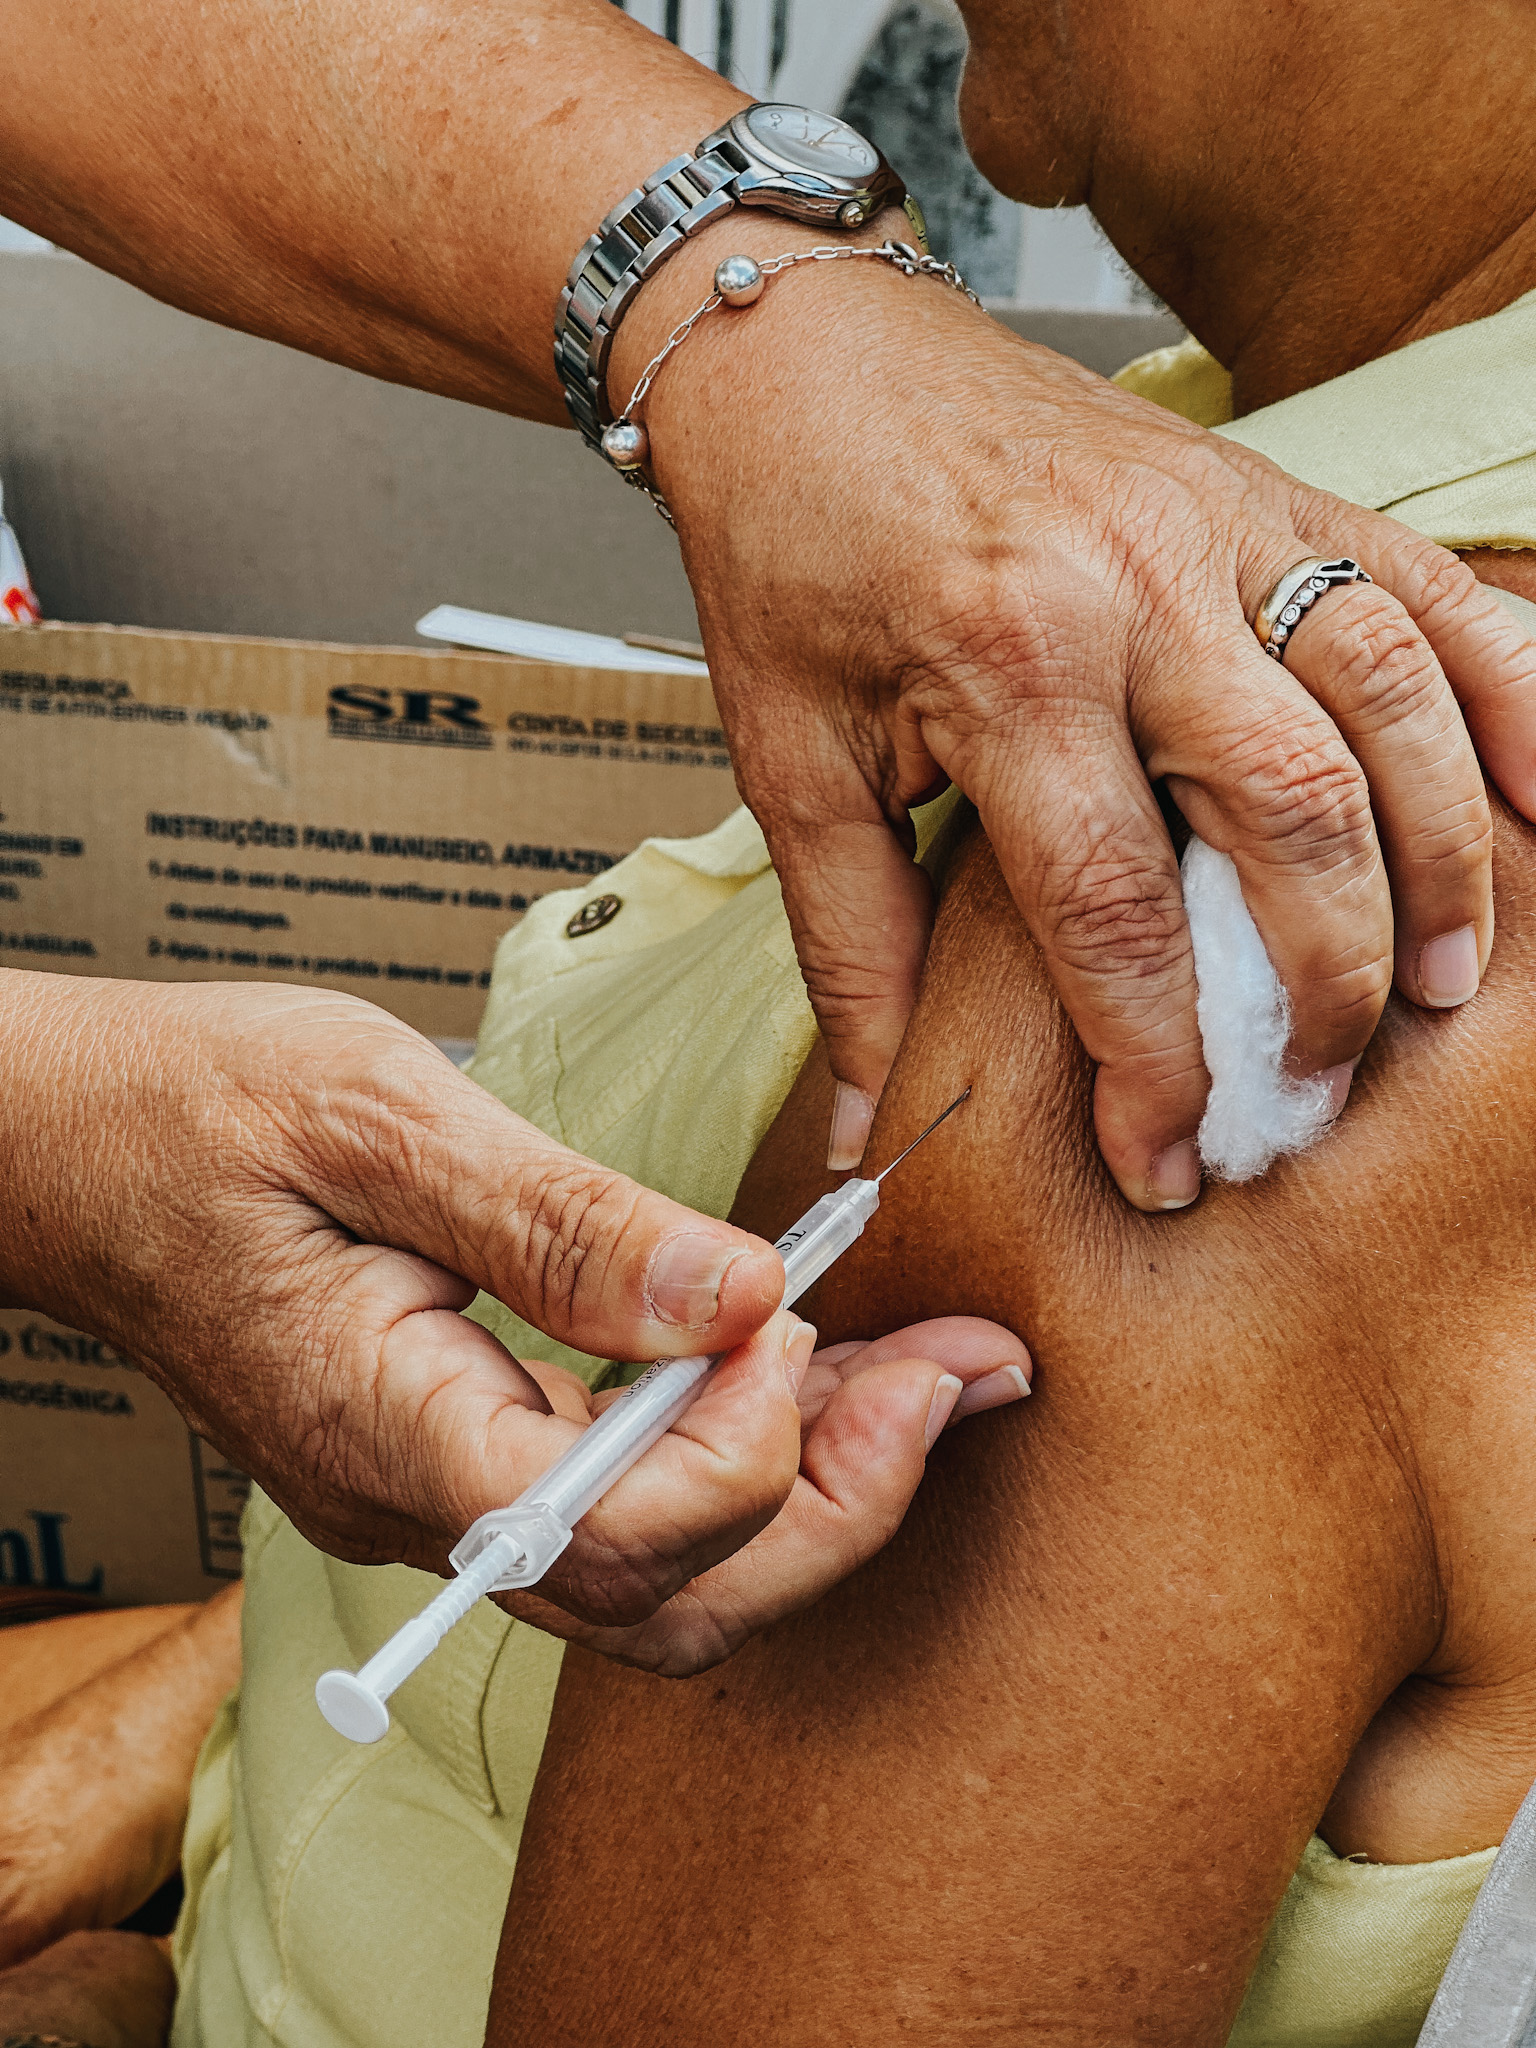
[{"xmin": 741, "ymin": 104, "xmax": 882, "ymax": 183}]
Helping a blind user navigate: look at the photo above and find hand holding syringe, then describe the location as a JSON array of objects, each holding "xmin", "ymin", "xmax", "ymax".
[{"xmin": 316, "ymin": 1090, "xmax": 976, "ymax": 1742}]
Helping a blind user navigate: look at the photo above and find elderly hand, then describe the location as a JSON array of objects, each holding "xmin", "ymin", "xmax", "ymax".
[
  {"xmin": 494, "ymin": 1316, "xmax": 1031, "ymax": 1675},
  {"xmin": 625, "ymin": 233, "xmax": 1536, "ymax": 1210},
  {"xmin": 0, "ymin": 974, "xmax": 1025, "ymax": 1645},
  {"xmin": 0, "ymin": 972, "xmax": 787, "ymax": 1573}
]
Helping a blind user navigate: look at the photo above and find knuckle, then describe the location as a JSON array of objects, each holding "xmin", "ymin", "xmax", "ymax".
[
  {"xmin": 650, "ymin": 1604, "xmax": 736, "ymax": 1678},
  {"xmin": 262, "ymin": 1084, "xmax": 436, "ymax": 1227},
  {"xmin": 1222, "ymin": 728, "xmax": 1374, "ymax": 864},
  {"xmin": 557, "ymin": 1532, "xmax": 679, "ymax": 1632},
  {"xmin": 1039, "ymin": 835, "xmax": 1186, "ymax": 992},
  {"xmin": 933, "ymin": 599, "xmax": 1069, "ymax": 692},
  {"xmin": 1322, "ymin": 593, "xmax": 1447, "ymax": 726},
  {"xmin": 1281, "ymin": 907, "xmax": 1395, "ymax": 1039},
  {"xmin": 689, "ymin": 1442, "xmax": 796, "ymax": 1547},
  {"xmin": 1103, "ymin": 1030, "xmax": 1211, "ymax": 1097},
  {"xmin": 1297, "ymin": 949, "xmax": 1393, "ymax": 1043},
  {"xmin": 907, "ymin": 588, "xmax": 1102, "ymax": 735},
  {"xmin": 843, "ymin": 1489, "xmax": 905, "ymax": 1569},
  {"xmin": 799, "ymin": 959, "xmax": 900, "ymax": 1039},
  {"xmin": 1404, "ymin": 543, "xmax": 1480, "ymax": 626},
  {"xmin": 1399, "ymin": 792, "xmax": 1494, "ymax": 881},
  {"xmin": 520, "ymin": 1161, "xmax": 637, "ymax": 1328},
  {"xmin": 792, "ymin": 931, "xmax": 919, "ymax": 1062}
]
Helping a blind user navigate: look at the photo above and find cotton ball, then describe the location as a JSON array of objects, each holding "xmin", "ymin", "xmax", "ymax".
[{"xmin": 1181, "ymin": 836, "xmax": 1335, "ymax": 1181}]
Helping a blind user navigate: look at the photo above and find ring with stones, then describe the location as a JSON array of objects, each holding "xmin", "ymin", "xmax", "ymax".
[{"xmin": 1253, "ymin": 557, "xmax": 1373, "ymax": 663}]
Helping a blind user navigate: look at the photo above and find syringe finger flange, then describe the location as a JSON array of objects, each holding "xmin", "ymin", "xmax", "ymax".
[{"xmin": 449, "ymin": 1501, "xmax": 574, "ymax": 1590}]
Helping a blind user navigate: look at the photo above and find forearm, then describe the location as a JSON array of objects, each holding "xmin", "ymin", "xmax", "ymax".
[
  {"xmin": 0, "ymin": 1587, "xmax": 242, "ymax": 1968},
  {"xmin": 0, "ymin": 973, "xmax": 186, "ymax": 1329},
  {"xmin": 0, "ymin": 0, "xmax": 745, "ymax": 422}
]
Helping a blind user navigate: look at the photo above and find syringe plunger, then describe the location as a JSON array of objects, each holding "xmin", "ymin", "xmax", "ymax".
[{"xmin": 313, "ymin": 1530, "xmax": 519, "ymax": 1741}]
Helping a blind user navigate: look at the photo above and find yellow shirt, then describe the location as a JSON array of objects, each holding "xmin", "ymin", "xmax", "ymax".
[
  {"xmin": 173, "ymin": 291, "xmax": 1536, "ymax": 2048},
  {"xmin": 1118, "ymin": 286, "xmax": 1536, "ymax": 552}
]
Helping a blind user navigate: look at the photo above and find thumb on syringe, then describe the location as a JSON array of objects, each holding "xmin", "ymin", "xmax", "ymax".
[
  {"xmin": 299, "ymin": 1066, "xmax": 787, "ymax": 1367},
  {"xmin": 485, "ymin": 1138, "xmax": 789, "ymax": 1360}
]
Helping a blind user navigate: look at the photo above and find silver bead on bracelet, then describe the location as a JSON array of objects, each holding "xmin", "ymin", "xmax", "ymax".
[{"xmin": 599, "ymin": 239, "xmax": 980, "ymax": 527}]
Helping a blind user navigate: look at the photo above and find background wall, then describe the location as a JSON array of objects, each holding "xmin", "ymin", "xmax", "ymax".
[
  {"xmin": 0, "ymin": 219, "xmax": 50, "ymax": 254},
  {"xmin": 1, "ymin": 255, "xmax": 699, "ymax": 647},
  {"xmin": 616, "ymin": 0, "xmax": 1152, "ymax": 307}
]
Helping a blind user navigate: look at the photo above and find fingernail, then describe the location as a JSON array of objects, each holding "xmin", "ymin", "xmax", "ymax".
[
  {"xmin": 646, "ymin": 1233, "xmax": 746, "ymax": 1328},
  {"xmin": 827, "ymin": 1081, "xmax": 876, "ymax": 1172},
  {"xmin": 952, "ymin": 1363, "xmax": 1031, "ymax": 1420},
  {"xmin": 1147, "ymin": 1139, "xmax": 1201, "ymax": 1210},
  {"xmin": 784, "ymin": 1318, "xmax": 817, "ymax": 1394},
  {"xmin": 1316, "ymin": 1062, "xmax": 1354, "ymax": 1120},
  {"xmin": 924, "ymin": 1373, "xmax": 964, "ymax": 1450},
  {"xmin": 1418, "ymin": 925, "xmax": 1479, "ymax": 1008}
]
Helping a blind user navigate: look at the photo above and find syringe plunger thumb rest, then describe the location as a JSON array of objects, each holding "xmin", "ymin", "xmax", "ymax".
[{"xmin": 315, "ymin": 1530, "xmax": 519, "ymax": 1741}]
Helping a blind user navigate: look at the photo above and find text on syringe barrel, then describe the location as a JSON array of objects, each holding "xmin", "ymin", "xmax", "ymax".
[{"xmin": 777, "ymin": 1181, "xmax": 879, "ymax": 1306}]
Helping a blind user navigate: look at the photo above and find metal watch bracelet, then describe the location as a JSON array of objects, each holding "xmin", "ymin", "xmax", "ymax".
[
  {"xmin": 553, "ymin": 112, "xmax": 922, "ymax": 459},
  {"xmin": 554, "ymin": 137, "xmax": 746, "ymax": 451}
]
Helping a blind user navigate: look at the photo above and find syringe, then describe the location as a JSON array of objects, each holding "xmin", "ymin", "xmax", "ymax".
[{"xmin": 315, "ymin": 1088, "xmax": 971, "ymax": 1744}]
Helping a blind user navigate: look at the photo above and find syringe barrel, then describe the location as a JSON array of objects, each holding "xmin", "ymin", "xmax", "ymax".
[
  {"xmin": 777, "ymin": 1180, "xmax": 879, "ymax": 1308},
  {"xmin": 448, "ymin": 1180, "xmax": 881, "ymax": 1586},
  {"xmin": 516, "ymin": 1349, "xmax": 718, "ymax": 1530},
  {"xmin": 324, "ymin": 1175, "xmax": 895, "ymax": 1737},
  {"xmin": 517, "ymin": 1179, "xmax": 880, "ymax": 1528}
]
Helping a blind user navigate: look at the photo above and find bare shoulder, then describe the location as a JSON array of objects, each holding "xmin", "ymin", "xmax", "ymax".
[{"xmin": 487, "ymin": 826, "xmax": 1450, "ymax": 2048}]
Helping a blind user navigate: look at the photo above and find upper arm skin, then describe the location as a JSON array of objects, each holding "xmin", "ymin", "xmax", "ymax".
[{"xmin": 487, "ymin": 824, "xmax": 1448, "ymax": 2047}]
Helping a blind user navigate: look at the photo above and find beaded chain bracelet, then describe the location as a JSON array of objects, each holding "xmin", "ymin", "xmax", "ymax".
[{"xmin": 597, "ymin": 239, "xmax": 979, "ymax": 527}]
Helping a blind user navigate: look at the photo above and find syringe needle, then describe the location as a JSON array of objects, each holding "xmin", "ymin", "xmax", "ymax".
[{"xmin": 873, "ymin": 1086, "xmax": 972, "ymax": 1185}]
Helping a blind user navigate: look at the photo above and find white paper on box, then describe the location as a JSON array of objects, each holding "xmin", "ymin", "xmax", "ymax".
[
  {"xmin": 0, "ymin": 479, "xmax": 41, "ymax": 625},
  {"xmin": 416, "ymin": 604, "xmax": 709, "ymax": 675}
]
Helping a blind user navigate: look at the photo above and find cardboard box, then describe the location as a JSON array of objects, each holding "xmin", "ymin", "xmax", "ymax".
[
  {"xmin": 0, "ymin": 1309, "xmax": 245, "ymax": 1607},
  {"xmin": 0, "ymin": 620, "xmax": 737, "ymax": 1039},
  {"xmin": 0, "ymin": 620, "xmax": 739, "ymax": 1604}
]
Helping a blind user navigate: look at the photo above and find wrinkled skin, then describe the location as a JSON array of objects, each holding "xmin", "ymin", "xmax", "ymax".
[
  {"xmin": 0, "ymin": 973, "xmax": 1025, "ymax": 1651},
  {"xmin": 7, "ymin": 0, "xmax": 1536, "ymax": 1212},
  {"xmin": 1, "ymin": 0, "xmax": 1532, "ymax": 1619}
]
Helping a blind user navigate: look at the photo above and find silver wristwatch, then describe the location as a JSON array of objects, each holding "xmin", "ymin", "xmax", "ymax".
[{"xmin": 555, "ymin": 104, "xmax": 926, "ymax": 457}]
